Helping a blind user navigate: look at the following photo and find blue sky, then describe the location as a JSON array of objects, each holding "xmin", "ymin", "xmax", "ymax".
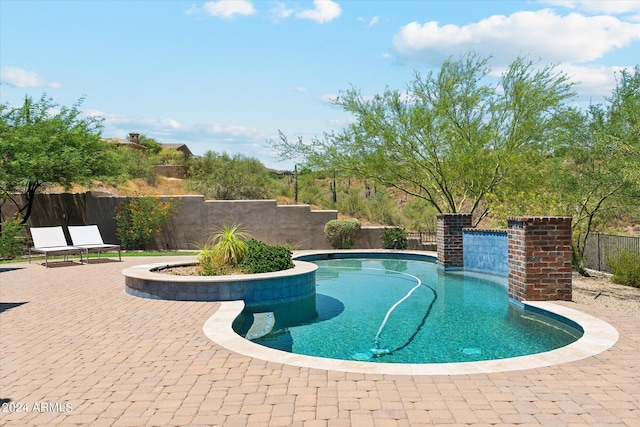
[{"xmin": 1, "ymin": 1, "xmax": 639, "ymax": 169}]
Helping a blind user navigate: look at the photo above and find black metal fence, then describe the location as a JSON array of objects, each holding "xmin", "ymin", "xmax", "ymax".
[
  {"xmin": 407, "ymin": 231, "xmax": 437, "ymax": 244},
  {"xmin": 582, "ymin": 232, "xmax": 640, "ymax": 273}
]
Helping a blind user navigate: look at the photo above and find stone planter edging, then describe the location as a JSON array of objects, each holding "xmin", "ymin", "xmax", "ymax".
[{"xmin": 123, "ymin": 258, "xmax": 317, "ymax": 308}]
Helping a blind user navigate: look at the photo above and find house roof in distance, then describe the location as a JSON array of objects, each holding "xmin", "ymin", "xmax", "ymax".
[
  {"xmin": 162, "ymin": 143, "xmax": 193, "ymax": 158},
  {"xmin": 101, "ymin": 137, "xmax": 147, "ymax": 151}
]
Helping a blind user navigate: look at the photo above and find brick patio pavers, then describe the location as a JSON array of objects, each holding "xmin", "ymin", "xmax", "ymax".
[{"xmin": 1, "ymin": 257, "xmax": 639, "ymax": 426}]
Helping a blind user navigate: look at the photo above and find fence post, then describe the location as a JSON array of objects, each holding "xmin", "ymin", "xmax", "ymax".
[{"xmin": 597, "ymin": 232, "xmax": 601, "ymax": 271}]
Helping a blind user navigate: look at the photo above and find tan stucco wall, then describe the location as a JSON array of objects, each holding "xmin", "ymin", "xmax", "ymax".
[{"xmin": 4, "ymin": 192, "xmax": 342, "ymax": 250}]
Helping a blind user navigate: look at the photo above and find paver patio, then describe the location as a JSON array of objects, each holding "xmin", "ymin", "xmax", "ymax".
[{"xmin": 1, "ymin": 256, "xmax": 638, "ymax": 426}]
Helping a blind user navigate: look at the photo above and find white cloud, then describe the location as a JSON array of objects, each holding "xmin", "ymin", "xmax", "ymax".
[
  {"xmin": 201, "ymin": 0, "xmax": 256, "ymax": 18},
  {"xmin": 88, "ymin": 109, "xmax": 282, "ymax": 162},
  {"xmin": 96, "ymin": 111, "xmax": 183, "ymax": 131},
  {"xmin": 94, "ymin": 108, "xmax": 267, "ymax": 143},
  {"xmin": 269, "ymin": 1, "xmax": 294, "ymax": 21},
  {"xmin": 296, "ymin": 0, "xmax": 341, "ymax": 24},
  {"xmin": 537, "ymin": 0, "xmax": 640, "ymax": 15},
  {"xmin": 319, "ymin": 93, "xmax": 338, "ymax": 104},
  {"xmin": 393, "ymin": 9, "xmax": 640, "ymax": 65},
  {"xmin": 328, "ymin": 117, "xmax": 355, "ymax": 127},
  {"xmin": 557, "ymin": 63, "xmax": 629, "ymax": 98},
  {"xmin": 83, "ymin": 108, "xmax": 106, "ymax": 118},
  {"xmin": 358, "ymin": 15, "xmax": 380, "ymax": 27},
  {"xmin": 204, "ymin": 123, "xmax": 266, "ymax": 139},
  {"xmin": 294, "ymin": 87, "xmax": 308, "ymax": 93},
  {"xmin": 0, "ymin": 67, "xmax": 62, "ymax": 88}
]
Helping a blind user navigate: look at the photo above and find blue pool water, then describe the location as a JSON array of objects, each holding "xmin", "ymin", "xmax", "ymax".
[{"xmin": 235, "ymin": 257, "xmax": 583, "ymax": 364}]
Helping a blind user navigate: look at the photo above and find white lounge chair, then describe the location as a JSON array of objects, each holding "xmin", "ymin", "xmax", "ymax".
[
  {"xmin": 29, "ymin": 226, "xmax": 86, "ymax": 267},
  {"xmin": 68, "ymin": 225, "xmax": 121, "ymax": 263}
]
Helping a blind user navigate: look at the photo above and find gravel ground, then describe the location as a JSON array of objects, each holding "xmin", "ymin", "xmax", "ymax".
[{"xmin": 572, "ymin": 270, "xmax": 640, "ymax": 316}]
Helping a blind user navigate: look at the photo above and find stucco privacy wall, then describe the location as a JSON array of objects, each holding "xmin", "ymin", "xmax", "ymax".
[{"xmin": 3, "ymin": 192, "xmax": 338, "ymax": 250}]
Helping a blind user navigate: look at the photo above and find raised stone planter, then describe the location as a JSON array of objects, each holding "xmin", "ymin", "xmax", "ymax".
[{"xmin": 123, "ymin": 260, "xmax": 318, "ymax": 309}]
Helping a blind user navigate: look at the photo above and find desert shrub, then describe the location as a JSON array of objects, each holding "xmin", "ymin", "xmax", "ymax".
[
  {"xmin": 0, "ymin": 215, "xmax": 27, "ymax": 259},
  {"xmin": 196, "ymin": 248, "xmax": 237, "ymax": 276},
  {"xmin": 115, "ymin": 146, "xmax": 158, "ymax": 184},
  {"xmin": 114, "ymin": 196, "xmax": 178, "ymax": 250},
  {"xmin": 324, "ymin": 219, "xmax": 361, "ymax": 249},
  {"xmin": 298, "ymin": 180, "xmax": 329, "ymax": 206},
  {"xmin": 195, "ymin": 224, "xmax": 251, "ymax": 275},
  {"xmin": 401, "ymin": 198, "xmax": 438, "ymax": 232},
  {"xmin": 382, "ymin": 227, "xmax": 408, "ymax": 249},
  {"xmin": 608, "ymin": 250, "xmax": 640, "ymax": 287},
  {"xmin": 186, "ymin": 151, "xmax": 274, "ymax": 200},
  {"xmin": 197, "ymin": 247, "xmax": 223, "ymax": 276},
  {"xmin": 337, "ymin": 189, "xmax": 367, "ymax": 216},
  {"xmin": 239, "ymin": 239, "xmax": 294, "ymax": 274},
  {"xmin": 365, "ymin": 191, "xmax": 401, "ymax": 225},
  {"xmin": 151, "ymin": 148, "xmax": 185, "ymax": 166},
  {"xmin": 208, "ymin": 224, "xmax": 251, "ymax": 266}
]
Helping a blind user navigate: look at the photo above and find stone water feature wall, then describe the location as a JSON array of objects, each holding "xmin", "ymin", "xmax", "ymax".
[
  {"xmin": 462, "ymin": 229, "xmax": 508, "ymax": 276},
  {"xmin": 437, "ymin": 214, "xmax": 572, "ymax": 302}
]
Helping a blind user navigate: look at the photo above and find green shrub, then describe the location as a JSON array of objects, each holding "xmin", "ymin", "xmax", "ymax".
[
  {"xmin": 365, "ymin": 191, "xmax": 401, "ymax": 225},
  {"xmin": 239, "ymin": 239, "xmax": 294, "ymax": 274},
  {"xmin": 608, "ymin": 250, "xmax": 640, "ymax": 288},
  {"xmin": 0, "ymin": 215, "xmax": 27, "ymax": 259},
  {"xmin": 382, "ymin": 227, "xmax": 408, "ymax": 249},
  {"xmin": 208, "ymin": 224, "xmax": 250, "ymax": 266},
  {"xmin": 337, "ymin": 189, "xmax": 367, "ymax": 216},
  {"xmin": 197, "ymin": 247, "xmax": 221, "ymax": 276},
  {"xmin": 116, "ymin": 146, "xmax": 158, "ymax": 184},
  {"xmin": 114, "ymin": 196, "xmax": 178, "ymax": 250},
  {"xmin": 195, "ymin": 224, "xmax": 251, "ymax": 275},
  {"xmin": 186, "ymin": 151, "xmax": 274, "ymax": 200},
  {"xmin": 324, "ymin": 219, "xmax": 361, "ymax": 249},
  {"xmin": 400, "ymin": 198, "xmax": 438, "ymax": 231}
]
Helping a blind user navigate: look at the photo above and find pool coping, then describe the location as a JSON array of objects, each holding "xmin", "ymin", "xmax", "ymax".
[
  {"xmin": 203, "ymin": 299, "xmax": 619, "ymax": 375},
  {"xmin": 202, "ymin": 250, "xmax": 619, "ymax": 375}
]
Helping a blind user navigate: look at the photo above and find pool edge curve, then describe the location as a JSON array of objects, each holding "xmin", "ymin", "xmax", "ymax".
[{"xmin": 202, "ymin": 298, "xmax": 619, "ymax": 375}]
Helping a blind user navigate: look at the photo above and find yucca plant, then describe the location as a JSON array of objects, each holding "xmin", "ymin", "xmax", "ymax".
[{"xmin": 208, "ymin": 224, "xmax": 251, "ymax": 266}]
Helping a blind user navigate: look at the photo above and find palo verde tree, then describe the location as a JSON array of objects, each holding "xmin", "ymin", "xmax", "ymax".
[
  {"xmin": 0, "ymin": 94, "xmax": 118, "ymax": 224},
  {"xmin": 484, "ymin": 66, "xmax": 640, "ymax": 273},
  {"xmin": 554, "ymin": 66, "xmax": 640, "ymax": 270},
  {"xmin": 270, "ymin": 53, "xmax": 576, "ymax": 225}
]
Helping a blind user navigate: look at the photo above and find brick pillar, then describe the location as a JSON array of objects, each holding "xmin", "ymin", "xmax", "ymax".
[
  {"xmin": 437, "ymin": 213, "xmax": 472, "ymax": 269},
  {"xmin": 507, "ymin": 217, "xmax": 573, "ymax": 302}
]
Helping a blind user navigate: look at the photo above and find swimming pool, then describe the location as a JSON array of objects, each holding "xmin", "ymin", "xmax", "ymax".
[{"xmin": 234, "ymin": 254, "xmax": 583, "ymax": 364}]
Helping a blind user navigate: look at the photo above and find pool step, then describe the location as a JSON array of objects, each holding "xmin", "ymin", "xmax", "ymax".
[{"xmin": 245, "ymin": 312, "xmax": 275, "ymax": 340}]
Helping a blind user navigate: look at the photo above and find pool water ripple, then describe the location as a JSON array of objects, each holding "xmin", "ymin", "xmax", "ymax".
[{"xmin": 236, "ymin": 258, "xmax": 584, "ymax": 364}]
